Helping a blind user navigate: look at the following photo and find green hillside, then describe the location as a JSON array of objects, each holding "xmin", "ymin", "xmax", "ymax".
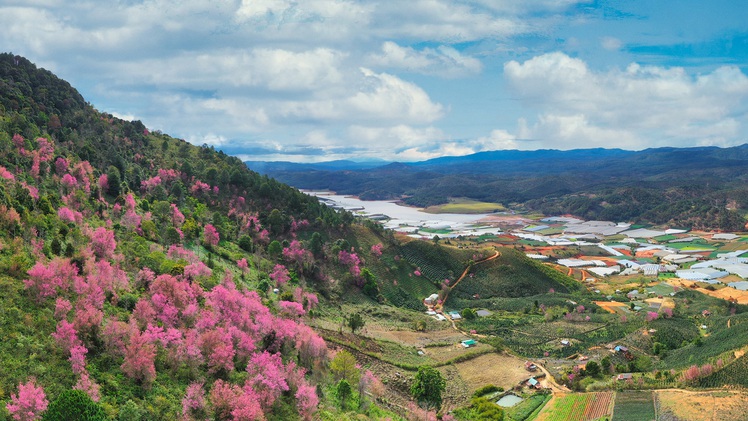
[
  {"xmin": 447, "ymin": 247, "xmax": 582, "ymax": 310},
  {"xmin": 0, "ymin": 53, "xmax": 406, "ymax": 420}
]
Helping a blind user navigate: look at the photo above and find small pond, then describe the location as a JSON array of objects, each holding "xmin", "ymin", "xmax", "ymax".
[{"xmin": 496, "ymin": 394, "xmax": 523, "ymax": 407}]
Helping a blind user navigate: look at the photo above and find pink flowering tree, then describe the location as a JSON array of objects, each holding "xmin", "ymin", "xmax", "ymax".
[
  {"xmin": 338, "ymin": 250, "xmax": 361, "ymax": 277},
  {"xmin": 370, "ymin": 243, "xmax": 383, "ymax": 257},
  {"xmin": 269, "ymin": 264, "xmax": 290, "ymax": 286},
  {"xmin": 278, "ymin": 301, "xmax": 306, "ymax": 318},
  {"xmin": 282, "ymin": 240, "xmax": 312, "ymax": 269},
  {"xmin": 90, "ymin": 227, "xmax": 116, "ymax": 260},
  {"xmin": 6, "ymin": 378, "xmax": 48, "ymax": 421},
  {"xmin": 121, "ymin": 328, "xmax": 157, "ymax": 386},
  {"xmin": 203, "ymin": 224, "xmax": 219, "ymax": 248},
  {"xmin": 171, "ymin": 204, "xmax": 185, "ymax": 227},
  {"xmin": 181, "ymin": 382, "xmax": 206, "ymax": 420},
  {"xmin": 646, "ymin": 311, "xmax": 659, "ymax": 322},
  {"xmin": 296, "ymin": 382, "xmax": 318, "ymax": 421},
  {"xmin": 245, "ymin": 351, "xmax": 289, "ymax": 410},
  {"xmin": 237, "ymin": 258, "xmax": 250, "ymax": 275}
]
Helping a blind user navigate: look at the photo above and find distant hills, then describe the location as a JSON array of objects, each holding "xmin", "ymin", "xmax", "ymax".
[{"xmin": 248, "ymin": 145, "xmax": 748, "ymax": 231}]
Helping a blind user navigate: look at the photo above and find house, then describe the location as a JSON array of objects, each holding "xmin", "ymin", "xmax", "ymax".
[
  {"xmin": 461, "ymin": 339, "xmax": 477, "ymax": 348},
  {"xmin": 617, "ymin": 373, "xmax": 633, "ymax": 381},
  {"xmin": 614, "ymin": 345, "xmax": 629, "ymax": 353},
  {"xmin": 560, "ymin": 340, "xmax": 570, "ymax": 347},
  {"xmin": 524, "ymin": 361, "xmax": 538, "ymax": 372},
  {"xmin": 527, "ymin": 377, "xmax": 541, "ymax": 389},
  {"xmin": 449, "ymin": 311, "xmax": 462, "ymax": 320},
  {"xmin": 424, "ymin": 293, "xmax": 439, "ymax": 306}
]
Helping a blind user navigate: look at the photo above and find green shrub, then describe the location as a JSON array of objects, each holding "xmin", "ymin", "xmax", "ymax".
[
  {"xmin": 43, "ymin": 389, "xmax": 107, "ymax": 421},
  {"xmin": 472, "ymin": 384, "xmax": 502, "ymax": 397}
]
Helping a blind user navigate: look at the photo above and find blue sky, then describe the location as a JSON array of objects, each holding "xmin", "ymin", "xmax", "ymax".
[{"xmin": 1, "ymin": 0, "xmax": 746, "ymax": 162}]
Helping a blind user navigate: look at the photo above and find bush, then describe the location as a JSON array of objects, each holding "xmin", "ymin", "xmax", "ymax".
[
  {"xmin": 43, "ymin": 389, "xmax": 107, "ymax": 421},
  {"xmin": 472, "ymin": 384, "xmax": 503, "ymax": 397}
]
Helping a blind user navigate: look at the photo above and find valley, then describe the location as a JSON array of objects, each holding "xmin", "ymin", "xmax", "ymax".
[{"xmin": 1, "ymin": 53, "xmax": 747, "ymax": 421}]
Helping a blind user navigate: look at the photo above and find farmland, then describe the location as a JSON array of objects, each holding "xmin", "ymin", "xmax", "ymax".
[
  {"xmin": 424, "ymin": 198, "xmax": 506, "ymax": 214},
  {"xmin": 506, "ymin": 393, "xmax": 552, "ymax": 421},
  {"xmin": 656, "ymin": 390, "xmax": 748, "ymax": 421},
  {"xmin": 537, "ymin": 392, "xmax": 613, "ymax": 421},
  {"xmin": 612, "ymin": 391, "xmax": 655, "ymax": 421}
]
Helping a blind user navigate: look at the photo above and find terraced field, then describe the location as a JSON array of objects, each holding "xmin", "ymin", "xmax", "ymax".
[
  {"xmin": 538, "ymin": 392, "xmax": 613, "ymax": 421},
  {"xmin": 612, "ymin": 391, "xmax": 655, "ymax": 421}
]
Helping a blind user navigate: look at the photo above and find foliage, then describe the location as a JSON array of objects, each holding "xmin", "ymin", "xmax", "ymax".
[
  {"xmin": 42, "ymin": 390, "xmax": 106, "ymax": 421},
  {"xmin": 7, "ymin": 379, "xmax": 48, "ymax": 421},
  {"xmin": 453, "ymin": 397, "xmax": 504, "ymax": 421},
  {"xmin": 410, "ymin": 366, "xmax": 445, "ymax": 410},
  {"xmin": 698, "ymin": 354, "xmax": 748, "ymax": 388},
  {"xmin": 335, "ymin": 379, "xmax": 352, "ymax": 410},
  {"xmin": 346, "ymin": 313, "xmax": 365, "ymax": 334},
  {"xmin": 612, "ymin": 391, "xmax": 655, "ymax": 421},
  {"xmin": 471, "ymin": 384, "xmax": 502, "ymax": 398},
  {"xmin": 330, "ymin": 350, "xmax": 360, "ymax": 385}
]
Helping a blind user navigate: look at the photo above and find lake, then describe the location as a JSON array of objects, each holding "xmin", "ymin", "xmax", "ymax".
[{"xmin": 305, "ymin": 191, "xmax": 502, "ymax": 237}]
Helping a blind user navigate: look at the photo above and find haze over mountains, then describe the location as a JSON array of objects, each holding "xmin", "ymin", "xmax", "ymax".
[{"xmin": 248, "ymin": 145, "xmax": 748, "ymax": 231}]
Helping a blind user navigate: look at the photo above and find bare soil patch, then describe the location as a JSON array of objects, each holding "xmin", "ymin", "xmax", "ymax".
[
  {"xmin": 656, "ymin": 390, "xmax": 748, "ymax": 421},
  {"xmin": 595, "ymin": 301, "xmax": 628, "ymax": 314},
  {"xmin": 453, "ymin": 352, "xmax": 531, "ymax": 392},
  {"xmin": 365, "ymin": 325, "xmax": 468, "ymax": 347},
  {"xmin": 666, "ymin": 279, "xmax": 748, "ymax": 304}
]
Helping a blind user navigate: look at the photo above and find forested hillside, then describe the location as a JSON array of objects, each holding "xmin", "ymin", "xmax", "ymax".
[
  {"xmin": 0, "ymin": 53, "xmax": 406, "ymax": 420},
  {"xmin": 252, "ymin": 147, "xmax": 748, "ymax": 231}
]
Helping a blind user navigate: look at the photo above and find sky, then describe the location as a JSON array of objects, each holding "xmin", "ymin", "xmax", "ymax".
[{"xmin": 1, "ymin": 0, "xmax": 747, "ymax": 162}]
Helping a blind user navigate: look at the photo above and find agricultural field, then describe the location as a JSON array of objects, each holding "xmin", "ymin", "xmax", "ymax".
[
  {"xmin": 423, "ymin": 198, "xmax": 506, "ymax": 214},
  {"xmin": 452, "ymin": 353, "xmax": 531, "ymax": 392},
  {"xmin": 698, "ymin": 353, "xmax": 748, "ymax": 388},
  {"xmin": 611, "ymin": 391, "xmax": 655, "ymax": 421},
  {"xmin": 656, "ymin": 390, "xmax": 748, "ymax": 421},
  {"xmin": 448, "ymin": 247, "xmax": 582, "ymax": 306},
  {"xmin": 506, "ymin": 393, "xmax": 552, "ymax": 421},
  {"xmin": 537, "ymin": 392, "xmax": 613, "ymax": 421}
]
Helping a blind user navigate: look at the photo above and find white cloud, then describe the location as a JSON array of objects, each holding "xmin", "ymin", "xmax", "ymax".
[
  {"xmin": 504, "ymin": 52, "xmax": 748, "ymax": 149},
  {"xmin": 347, "ymin": 68, "xmax": 445, "ymax": 124},
  {"xmin": 601, "ymin": 36, "xmax": 622, "ymax": 51},
  {"xmin": 368, "ymin": 42, "xmax": 482, "ymax": 77}
]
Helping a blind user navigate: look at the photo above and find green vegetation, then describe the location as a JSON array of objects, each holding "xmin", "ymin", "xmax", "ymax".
[
  {"xmin": 698, "ymin": 354, "xmax": 748, "ymax": 388},
  {"xmin": 453, "ymin": 396, "xmax": 505, "ymax": 421},
  {"xmin": 43, "ymin": 390, "xmax": 107, "ymax": 421},
  {"xmin": 424, "ymin": 198, "xmax": 506, "ymax": 214},
  {"xmin": 505, "ymin": 393, "xmax": 551, "ymax": 421},
  {"xmin": 411, "ymin": 366, "xmax": 446, "ymax": 409},
  {"xmin": 612, "ymin": 391, "xmax": 655, "ymax": 421},
  {"xmin": 449, "ymin": 248, "xmax": 582, "ymax": 308}
]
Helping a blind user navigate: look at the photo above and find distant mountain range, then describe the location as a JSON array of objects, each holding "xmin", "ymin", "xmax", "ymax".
[{"xmin": 246, "ymin": 145, "xmax": 748, "ymax": 231}]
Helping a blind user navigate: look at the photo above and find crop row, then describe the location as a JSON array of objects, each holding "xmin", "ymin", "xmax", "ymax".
[{"xmin": 612, "ymin": 391, "xmax": 655, "ymax": 421}]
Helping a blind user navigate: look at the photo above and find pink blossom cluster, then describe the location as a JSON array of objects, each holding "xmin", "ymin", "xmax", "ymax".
[
  {"xmin": 191, "ymin": 180, "xmax": 211, "ymax": 195},
  {"xmin": 158, "ymin": 168, "xmax": 180, "ymax": 183},
  {"xmin": 0, "ymin": 165, "xmax": 14, "ymax": 181},
  {"xmin": 269, "ymin": 264, "xmax": 290, "ymax": 286},
  {"xmin": 6, "ymin": 378, "xmax": 48, "ymax": 421},
  {"xmin": 282, "ymin": 240, "xmax": 312, "ymax": 268},
  {"xmin": 167, "ymin": 245, "xmax": 200, "ymax": 264},
  {"xmin": 338, "ymin": 250, "xmax": 362, "ymax": 277},
  {"xmin": 171, "ymin": 204, "xmax": 185, "ymax": 227},
  {"xmin": 203, "ymin": 224, "xmax": 220, "ymax": 247},
  {"xmin": 141, "ymin": 175, "xmax": 162, "ymax": 191},
  {"xmin": 370, "ymin": 243, "xmax": 383, "ymax": 257},
  {"xmin": 58, "ymin": 207, "xmax": 82, "ymax": 224}
]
